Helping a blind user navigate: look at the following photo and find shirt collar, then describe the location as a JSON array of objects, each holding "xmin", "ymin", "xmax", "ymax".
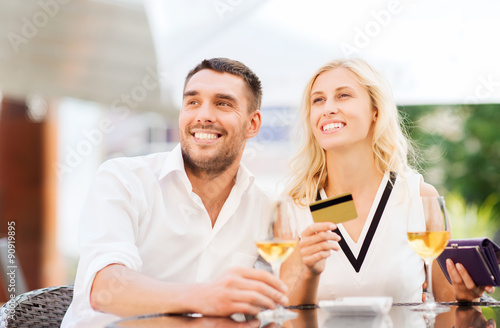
[
  {"xmin": 234, "ymin": 161, "xmax": 255, "ymax": 193},
  {"xmin": 159, "ymin": 143, "xmax": 255, "ymax": 192},
  {"xmin": 159, "ymin": 143, "xmax": 186, "ymax": 180}
]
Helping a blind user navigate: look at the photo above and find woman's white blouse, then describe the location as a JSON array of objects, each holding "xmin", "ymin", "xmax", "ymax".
[{"xmin": 305, "ymin": 172, "xmax": 426, "ymax": 303}]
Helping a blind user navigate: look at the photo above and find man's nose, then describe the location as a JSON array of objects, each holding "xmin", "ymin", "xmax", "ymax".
[{"xmin": 196, "ymin": 103, "xmax": 216, "ymax": 123}]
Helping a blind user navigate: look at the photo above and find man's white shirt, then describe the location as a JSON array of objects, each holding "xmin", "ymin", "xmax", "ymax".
[{"xmin": 61, "ymin": 144, "xmax": 274, "ymax": 327}]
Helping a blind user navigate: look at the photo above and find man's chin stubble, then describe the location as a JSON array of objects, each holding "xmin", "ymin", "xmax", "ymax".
[{"xmin": 181, "ymin": 149, "xmax": 237, "ymax": 179}]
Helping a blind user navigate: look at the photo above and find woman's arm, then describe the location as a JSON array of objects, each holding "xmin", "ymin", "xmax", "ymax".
[
  {"xmin": 281, "ymin": 222, "xmax": 341, "ymax": 305},
  {"xmin": 432, "ymin": 258, "xmax": 455, "ymax": 302},
  {"xmin": 420, "ymin": 180, "xmax": 495, "ymax": 301}
]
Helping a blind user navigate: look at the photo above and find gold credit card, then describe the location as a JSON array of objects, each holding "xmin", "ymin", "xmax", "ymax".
[{"xmin": 309, "ymin": 193, "xmax": 358, "ymax": 224}]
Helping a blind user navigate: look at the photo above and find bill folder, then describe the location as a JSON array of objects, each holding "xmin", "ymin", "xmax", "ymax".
[{"xmin": 437, "ymin": 238, "xmax": 500, "ymax": 286}]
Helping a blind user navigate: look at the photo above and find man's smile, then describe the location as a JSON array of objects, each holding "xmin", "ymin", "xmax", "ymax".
[{"xmin": 193, "ymin": 132, "xmax": 220, "ymax": 140}]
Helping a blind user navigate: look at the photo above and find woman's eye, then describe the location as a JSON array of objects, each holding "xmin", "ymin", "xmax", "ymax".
[
  {"xmin": 312, "ymin": 98, "xmax": 324, "ymax": 104},
  {"xmin": 339, "ymin": 93, "xmax": 350, "ymax": 98}
]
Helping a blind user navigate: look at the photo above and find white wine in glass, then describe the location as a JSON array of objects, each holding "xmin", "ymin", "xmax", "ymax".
[
  {"xmin": 407, "ymin": 196, "xmax": 451, "ymax": 313},
  {"xmin": 256, "ymin": 197, "xmax": 299, "ymax": 321},
  {"xmin": 255, "ymin": 240, "xmax": 298, "ymax": 265}
]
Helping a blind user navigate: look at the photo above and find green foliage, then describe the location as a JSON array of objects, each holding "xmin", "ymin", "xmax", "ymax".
[
  {"xmin": 401, "ymin": 103, "xmax": 500, "ymax": 305},
  {"xmin": 446, "ymin": 192, "xmax": 500, "ymax": 239},
  {"xmin": 480, "ymin": 306, "xmax": 498, "ymax": 323},
  {"xmin": 401, "ymin": 104, "xmax": 500, "ymax": 227}
]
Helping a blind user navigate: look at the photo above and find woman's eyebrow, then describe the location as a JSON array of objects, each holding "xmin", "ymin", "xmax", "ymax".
[
  {"xmin": 311, "ymin": 86, "xmax": 354, "ymax": 96},
  {"xmin": 335, "ymin": 86, "xmax": 354, "ymax": 92}
]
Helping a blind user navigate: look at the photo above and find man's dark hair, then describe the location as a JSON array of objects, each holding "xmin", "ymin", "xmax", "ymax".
[{"xmin": 184, "ymin": 57, "xmax": 262, "ymax": 112}]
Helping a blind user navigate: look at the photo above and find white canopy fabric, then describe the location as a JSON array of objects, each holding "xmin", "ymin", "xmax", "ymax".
[
  {"xmin": 0, "ymin": 0, "xmax": 171, "ymax": 115},
  {"xmin": 144, "ymin": 0, "xmax": 500, "ymax": 109}
]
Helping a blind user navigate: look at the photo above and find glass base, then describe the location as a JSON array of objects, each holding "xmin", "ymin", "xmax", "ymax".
[
  {"xmin": 257, "ymin": 307, "xmax": 298, "ymax": 322},
  {"xmin": 410, "ymin": 301, "xmax": 450, "ymax": 314}
]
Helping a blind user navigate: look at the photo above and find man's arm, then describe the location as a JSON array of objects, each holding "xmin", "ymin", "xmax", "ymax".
[{"xmin": 90, "ymin": 264, "xmax": 290, "ymax": 317}]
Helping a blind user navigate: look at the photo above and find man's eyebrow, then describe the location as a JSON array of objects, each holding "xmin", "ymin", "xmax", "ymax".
[
  {"xmin": 215, "ymin": 93, "xmax": 237, "ymax": 102},
  {"xmin": 182, "ymin": 91, "xmax": 237, "ymax": 103},
  {"xmin": 183, "ymin": 90, "xmax": 198, "ymax": 98}
]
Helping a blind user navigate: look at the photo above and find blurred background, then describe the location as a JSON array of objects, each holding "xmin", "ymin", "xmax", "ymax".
[{"xmin": 0, "ymin": 0, "xmax": 499, "ymax": 303}]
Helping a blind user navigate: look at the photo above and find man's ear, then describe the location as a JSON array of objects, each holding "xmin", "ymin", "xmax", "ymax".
[{"xmin": 245, "ymin": 110, "xmax": 262, "ymax": 139}]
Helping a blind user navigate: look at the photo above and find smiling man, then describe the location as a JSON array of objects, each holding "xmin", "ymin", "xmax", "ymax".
[{"xmin": 62, "ymin": 58, "xmax": 289, "ymax": 327}]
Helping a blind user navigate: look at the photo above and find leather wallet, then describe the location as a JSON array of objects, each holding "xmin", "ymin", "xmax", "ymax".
[{"xmin": 437, "ymin": 238, "xmax": 500, "ymax": 286}]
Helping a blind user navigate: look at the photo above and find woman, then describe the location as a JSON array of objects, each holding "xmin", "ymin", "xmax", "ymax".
[{"xmin": 282, "ymin": 58, "xmax": 493, "ymax": 304}]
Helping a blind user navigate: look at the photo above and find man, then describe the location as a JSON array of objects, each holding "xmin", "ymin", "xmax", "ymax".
[{"xmin": 62, "ymin": 58, "xmax": 288, "ymax": 327}]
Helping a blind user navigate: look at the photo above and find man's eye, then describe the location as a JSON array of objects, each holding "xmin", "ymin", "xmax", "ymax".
[{"xmin": 217, "ymin": 102, "xmax": 231, "ymax": 107}]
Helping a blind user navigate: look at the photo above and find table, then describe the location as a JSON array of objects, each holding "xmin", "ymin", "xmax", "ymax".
[{"xmin": 107, "ymin": 303, "xmax": 500, "ymax": 328}]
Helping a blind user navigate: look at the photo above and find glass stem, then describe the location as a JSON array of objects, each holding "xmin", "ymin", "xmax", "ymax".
[
  {"xmin": 425, "ymin": 259, "xmax": 436, "ymax": 303},
  {"xmin": 271, "ymin": 261, "xmax": 282, "ymax": 279},
  {"xmin": 271, "ymin": 261, "xmax": 284, "ymax": 309}
]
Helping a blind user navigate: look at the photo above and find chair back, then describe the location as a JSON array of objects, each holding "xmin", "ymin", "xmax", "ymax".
[{"xmin": 0, "ymin": 285, "xmax": 73, "ymax": 327}]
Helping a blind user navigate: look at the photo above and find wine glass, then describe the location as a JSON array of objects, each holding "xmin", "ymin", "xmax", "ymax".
[
  {"xmin": 407, "ymin": 196, "xmax": 451, "ymax": 313},
  {"xmin": 255, "ymin": 196, "xmax": 300, "ymax": 321}
]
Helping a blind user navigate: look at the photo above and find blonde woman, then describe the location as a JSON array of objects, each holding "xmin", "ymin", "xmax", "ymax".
[{"xmin": 282, "ymin": 58, "xmax": 493, "ymax": 304}]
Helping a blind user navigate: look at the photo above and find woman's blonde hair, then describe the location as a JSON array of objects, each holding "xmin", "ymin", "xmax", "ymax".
[{"xmin": 285, "ymin": 58, "xmax": 416, "ymax": 205}]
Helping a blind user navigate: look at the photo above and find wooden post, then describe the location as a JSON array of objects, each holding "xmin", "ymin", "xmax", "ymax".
[{"xmin": 0, "ymin": 96, "xmax": 63, "ymax": 301}]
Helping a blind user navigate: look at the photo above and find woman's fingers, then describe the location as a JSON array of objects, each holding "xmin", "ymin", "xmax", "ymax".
[
  {"xmin": 301, "ymin": 223, "xmax": 341, "ymax": 252},
  {"xmin": 455, "ymin": 262, "xmax": 477, "ymax": 290},
  {"xmin": 300, "ymin": 223, "xmax": 340, "ymax": 245},
  {"xmin": 296, "ymin": 222, "xmax": 342, "ymax": 274},
  {"xmin": 299, "ymin": 222, "xmax": 341, "ymax": 259},
  {"xmin": 446, "ymin": 259, "xmax": 486, "ymax": 301},
  {"xmin": 301, "ymin": 222, "xmax": 337, "ymax": 237},
  {"xmin": 300, "ymin": 230, "xmax": 340, "ymax": 246}
]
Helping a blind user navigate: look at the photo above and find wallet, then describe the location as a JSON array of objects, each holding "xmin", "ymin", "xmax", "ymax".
[{"xmin": 437, "ymin": 238, "xmax": 500, "ymax": 286}]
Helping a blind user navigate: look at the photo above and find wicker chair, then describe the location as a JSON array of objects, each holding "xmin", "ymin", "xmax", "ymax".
[{"xmin": 0, "ymin": 285, "xmax": 73, "ymax": 327}]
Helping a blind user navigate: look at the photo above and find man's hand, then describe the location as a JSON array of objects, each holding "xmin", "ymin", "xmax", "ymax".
[
  {"xmin": 191, "ymin": 267, "xmax": 289, "ymax": 316},
  {"xmin": 298, "ymin": 222, "xmax": 341, "ymax": 276},
  {"xmin": 446, "ymin": 259, "xmax": 495, "ymax": 301},
  {"xmin": 91, "ymin": 264, "xmax": 288, "ymax": 318}
]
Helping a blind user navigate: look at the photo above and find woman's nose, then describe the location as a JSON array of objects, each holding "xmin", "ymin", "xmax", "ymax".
[{"xmin": 323, "ymin": 99, "xmax": 339, "ymax": 116}]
